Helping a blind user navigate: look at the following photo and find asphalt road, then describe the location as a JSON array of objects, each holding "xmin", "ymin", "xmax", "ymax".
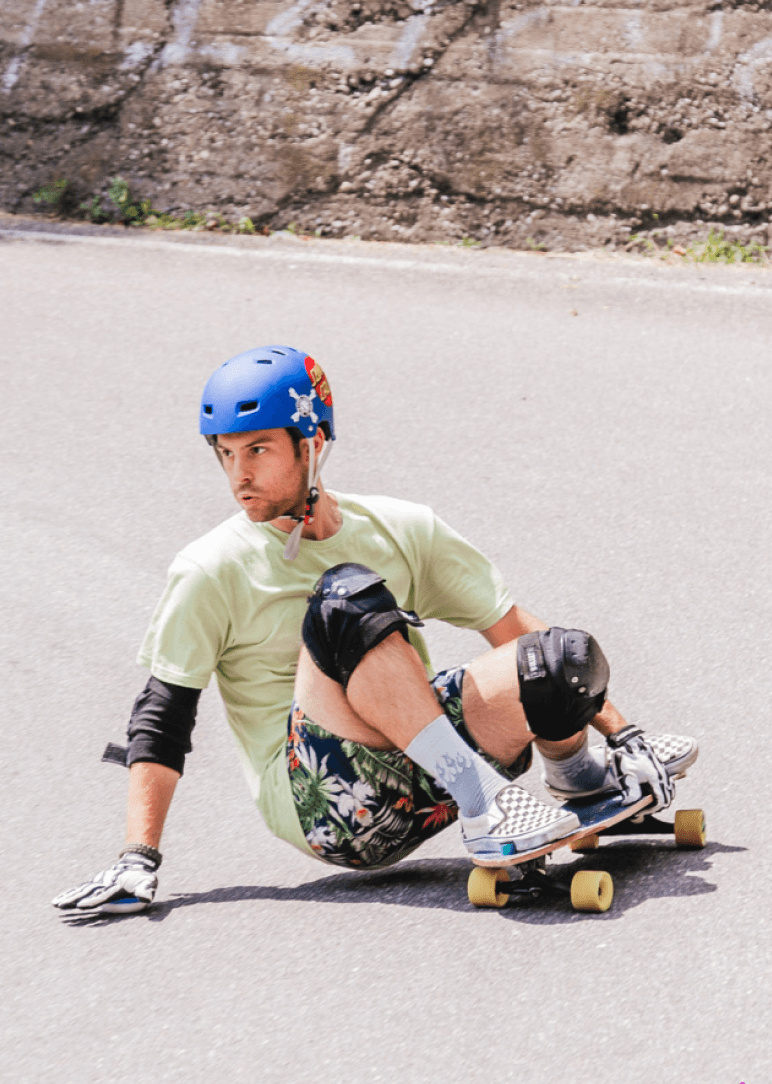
[{"xmin": 2, "ymin": 222, "xmax": 770, "ymax": 1084}]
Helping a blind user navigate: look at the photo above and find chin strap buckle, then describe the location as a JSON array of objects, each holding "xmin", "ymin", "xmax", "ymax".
[{"xmin": 304, "ymin": 486, "xmax": 320, "ymax": 525}]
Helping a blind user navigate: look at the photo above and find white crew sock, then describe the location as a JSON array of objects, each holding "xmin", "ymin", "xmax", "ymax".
[
  {"xmin": 404, "ymin": 714, "xmax": 508, "ymax": 818},
  {"xmin": 539, "ymin": 732, "xmax": 609, "ymax": 792}
]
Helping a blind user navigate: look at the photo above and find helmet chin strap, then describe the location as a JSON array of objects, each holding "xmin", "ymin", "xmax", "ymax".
[{"xmin": 279, "ymin": 436, "xmax": 333, "ymax": 561}]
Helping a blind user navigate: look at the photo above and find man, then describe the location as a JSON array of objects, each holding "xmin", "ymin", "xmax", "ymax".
[{"xmin": 53, "ymin": 345, "xmax": 697, "ymax": 914}]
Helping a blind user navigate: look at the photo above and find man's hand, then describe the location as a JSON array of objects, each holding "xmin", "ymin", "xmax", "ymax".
[
  {"xmin": 52, "ymin": 850, "xmax": 160, "ymax": 915},
  {"xmin": 607, "ymin": 725, "xmax": 675, "ymax": 812}
]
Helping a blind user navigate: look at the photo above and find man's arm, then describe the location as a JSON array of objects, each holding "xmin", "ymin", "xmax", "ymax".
[
  {"xmin": 51, "ymin": 761, "xmax": 180, "ymax": 916},
  {"xmin": 52, "ymin": 681, "xmax": 194, "ymax": 915},
  {"xmin": 53, "ymin": 546, "xmax": 222, "ymax": 916},
  {"xmin": 480, "ymin": 604, "xmax": 547, "ymax": 646},
  {"xmin": 126, "ymin": 762, "xmax": 180, "ymax": 849}
]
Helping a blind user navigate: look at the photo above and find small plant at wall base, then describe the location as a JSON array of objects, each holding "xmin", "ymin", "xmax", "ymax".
[
  {"xmin": 685, "ymin": 228, "xmax": 767, "ymax": 263},
  {"xmin": 627, "ymin": 226, "xmax": 768, "ymax": 264},
  {"xmin": 78, "ymin": 176, "xmax": 163, "ymax": 224},
  {"xmin": 33, "ymin": 178, "xmax": 69, "ymax": 206},
  {"xmin": 32, "ymin": 178, "xmax": 79, "ymax": 216},
  {"xmin": 32, "ymin": 176, "xmax": 260, "ymax": 234}
]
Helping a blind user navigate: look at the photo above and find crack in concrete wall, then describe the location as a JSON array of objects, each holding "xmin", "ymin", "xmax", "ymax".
[{"xmin": 2, "ymin": 0, "xmax": 772, "ymax": 251}]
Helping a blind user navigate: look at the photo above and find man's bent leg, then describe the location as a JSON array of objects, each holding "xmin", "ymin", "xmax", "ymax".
[
  {"xmin": 347, "ymin": 639, "xmax": 582, "ymax": 855},
  {"xmin": 295, "ymin": 564, "xmax": 581, "ymax": 856},
  {"xmin": 286, "ymin": 701, "xmax": 459, "ymax": 868},
  {"xmin": 461, "ymin": 629, "xmax": 609, "ymax": 763},
  {"xmin": 301, "ymin": 585, "xmax": 613, "ymax": 794},
  {"xmin": 289, "ymin": 667, "xmax": 534, "ymax": 868},
  {"xmin": 298, "ymin": 627, "xmax": 513, "ymax": 818},
  {"xmin": 463, "ymin": 628, "xmax": 616, "ymax": 797},
  {"xmin": 462, "ymin": 628, "xmax": 698, "ymax": 807}
]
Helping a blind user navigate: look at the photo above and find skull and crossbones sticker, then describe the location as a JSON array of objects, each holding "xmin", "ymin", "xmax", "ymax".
[{"xmin": 288, "ymin": 386, "xmax": 319, "ymax": 424}]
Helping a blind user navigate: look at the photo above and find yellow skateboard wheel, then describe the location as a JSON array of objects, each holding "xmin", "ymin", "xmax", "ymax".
[
  {"xmin": 468, "ymin": 867, "xmax": 510, "ymax": 908},
  {"xmin": 570, "ymin": 870, "xmax": 614, "ymax": 913},
  {"xmin": 674, "ymin": 809, "xmax": 706, "ymax": 848},
  {"xmin": 570, "ymin": 833, "xmax": 600, "ymax": 852}
]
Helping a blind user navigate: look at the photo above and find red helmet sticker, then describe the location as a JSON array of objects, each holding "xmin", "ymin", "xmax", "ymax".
[{"xmin": 304, "ymin": 356, "xmax": 333, "ymax": 406}]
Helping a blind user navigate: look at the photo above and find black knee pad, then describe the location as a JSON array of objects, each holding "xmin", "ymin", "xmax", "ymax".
[
  {"xmin": 302, "ymin": 563, "xmax": 424, "ymax": 690},
  {"xmin": 517, "ymin": 627, "xmax": 610, "ymax": 741}
]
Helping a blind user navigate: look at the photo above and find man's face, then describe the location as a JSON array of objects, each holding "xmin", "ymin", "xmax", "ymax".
[{"xmin": 215, "ymin": 429, "xmax": 307, "ymax": 523}]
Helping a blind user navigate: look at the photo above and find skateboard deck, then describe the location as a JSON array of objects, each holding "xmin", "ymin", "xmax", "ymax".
[
  {"xmin": 471, "ymin": 791, "xmax": 654, "ymax": 868},
  {"xmin": 468, "ymin": 790, "xmax": 706, "ymax": 912}
]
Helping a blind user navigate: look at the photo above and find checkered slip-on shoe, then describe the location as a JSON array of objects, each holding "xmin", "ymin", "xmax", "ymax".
[
  {"xmin": 460, "ymin": 783, "xmax": 581, "ymax": 857},
  {"xmin": 648, "ymin": 734, "xmax": 699, "ymax": 777},
  {"xmin": 543, "ymin": 734, "xmax": 699, "ymax": 801}
]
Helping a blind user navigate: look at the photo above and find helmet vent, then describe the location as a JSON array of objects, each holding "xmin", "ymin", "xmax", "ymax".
[
  {"xmin": 203, "ymin": 405, "xmax": 213, "ymax": 415},
  {"xmin": 271, "ymin": 349, "xmax": 286, "ymax": 356},
  {"xmin": 237, "ymin": 400, "xmax": 259, "ymax": 415},
  {"xmin": 256, "ymin": 358, "xmax": 272, "ymax": 364}
]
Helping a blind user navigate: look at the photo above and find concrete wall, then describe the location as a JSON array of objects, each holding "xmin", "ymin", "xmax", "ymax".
[{"xmin": 2, "ymin": 0, "xmax": 772, "ymax": 248}]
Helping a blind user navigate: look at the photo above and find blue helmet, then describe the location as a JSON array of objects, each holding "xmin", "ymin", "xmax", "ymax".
[{"xmin": 199, "ymin": 345, "xmax": 335, "ymax": 440}]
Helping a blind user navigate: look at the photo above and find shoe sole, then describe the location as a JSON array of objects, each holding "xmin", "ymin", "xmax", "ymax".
[{"xmin": 463, "ymin": 812, "xmax": 581, "ymax": 856}]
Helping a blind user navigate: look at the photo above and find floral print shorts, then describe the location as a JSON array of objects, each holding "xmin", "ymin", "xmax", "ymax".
[{"xmin": 286, "ymin": 665, "xmax": 533, "ymax": 870}]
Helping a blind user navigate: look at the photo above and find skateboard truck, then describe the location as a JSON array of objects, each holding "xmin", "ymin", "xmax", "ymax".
[
  {"xmin": 495, "ymin": 859, "xmax": 571, "ymax": 903},
  {"xmin": 602, "ymin": 812, "xmax": 676, "ymax": 836}
]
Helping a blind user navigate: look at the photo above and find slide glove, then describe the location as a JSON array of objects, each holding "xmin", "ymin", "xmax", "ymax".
[
  {"xmin": 607, "ymin": 725, "xmax": 675, "ymax": 813},
  {"xmin": 52, "ymin": 847, "xmax": 160, "ymax": 915}
]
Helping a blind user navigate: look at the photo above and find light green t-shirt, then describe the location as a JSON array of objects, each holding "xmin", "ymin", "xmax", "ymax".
[{"xmin": 137, "ymin": 492, "xmax": 513, "ymax": 857}]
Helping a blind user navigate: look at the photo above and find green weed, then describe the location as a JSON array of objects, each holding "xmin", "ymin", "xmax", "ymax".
[
  {"xmin": 33, "ymin": 175, "xmax": 261, "ymax": 234},
  {"xmin": 77, "ymin": 176, "xmax": 152, "ymax": 223},
  {"xmin": 79, "ymin": 194, "xmax": 106, "ymax": 221},
  {"xmin": 628, "ymin": 226, "xmax": 768, "ymax": 263},
  {"xmin": 685, "ymin": 228, "xmax": 767, "ymax": 264},
  {"xmin": 628, "ymin": 232, "xmax": 656, "ymax": 253},
  {"xmin": 107, "ymin": 176, "xmax": 132, "ymax": 211},
  {"xmin": 33, "ymin": 178, "xmax": 70, "ymax": 206}
]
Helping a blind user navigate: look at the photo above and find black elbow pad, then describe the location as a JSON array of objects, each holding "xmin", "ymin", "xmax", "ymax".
[{"xmin": 102, "ymin": 677, "xmax": 201, "ymax": 776}]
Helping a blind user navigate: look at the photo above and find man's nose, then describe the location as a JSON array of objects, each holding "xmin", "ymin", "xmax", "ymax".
[{"xmin": 232, "ymin": 453, "xmax": 253, "ymax": 483}]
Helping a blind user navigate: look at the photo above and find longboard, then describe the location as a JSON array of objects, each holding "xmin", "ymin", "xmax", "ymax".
[{"xmin": 468, "ymin": 791, "xmax": 706, "ymax": 912}]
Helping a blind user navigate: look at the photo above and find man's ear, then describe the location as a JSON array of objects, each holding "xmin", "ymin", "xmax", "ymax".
[{"xmin": 314, "ymin": 429, "xmax": 326, "ymax": 456}]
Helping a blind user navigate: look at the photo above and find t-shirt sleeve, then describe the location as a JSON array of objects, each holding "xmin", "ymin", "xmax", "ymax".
[
  {"xmin": 411, "ymin": 510, "xmax": 514, "ymax": 630},
  {"xmin": 136, "ymin": 554, "xmax": 232, "ymax": 689}
]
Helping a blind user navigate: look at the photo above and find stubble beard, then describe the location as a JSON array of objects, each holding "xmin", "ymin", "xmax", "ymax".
[{"xmin": 240, "ymin": 464, "xmax": 308, "ymax": 525}]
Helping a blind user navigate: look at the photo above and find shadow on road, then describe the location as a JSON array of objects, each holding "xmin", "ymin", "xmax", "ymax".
[{"xmin": 59, "ymin": 841, "xmax": 743, "ymax": 928}]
